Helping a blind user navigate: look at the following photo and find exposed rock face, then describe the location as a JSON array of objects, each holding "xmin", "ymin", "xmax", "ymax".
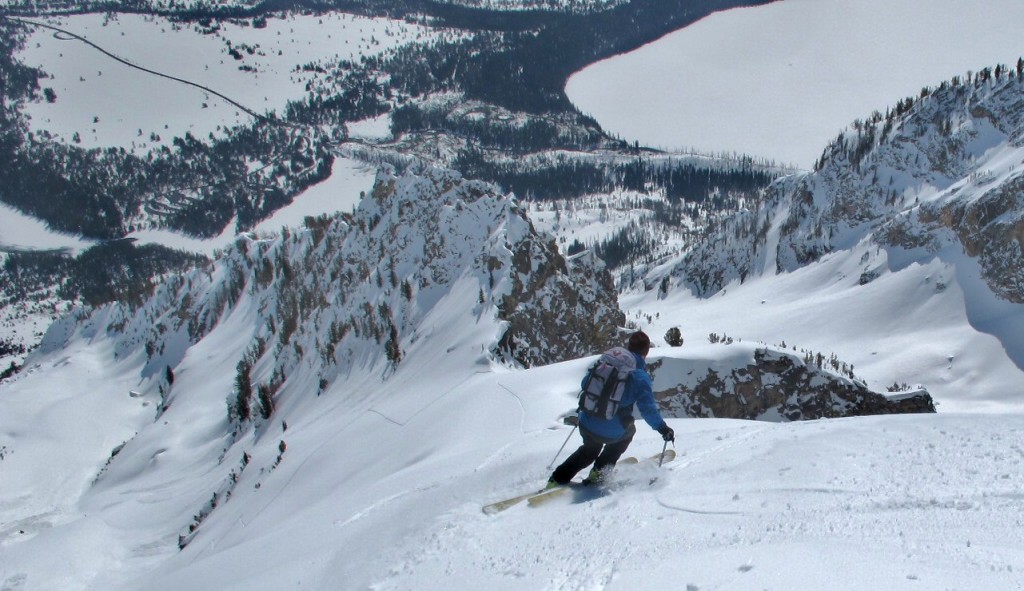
[
  {"xmin": 497, "ymin": 246, "xmax": 624, "ymax": 367},
  {"xmin": 922, "ymin": 175, "xmax": 1024, "ymax": 303},
  {"xmin": 648, "ymin": 347, "xmax": 935, "ymax": 422}
]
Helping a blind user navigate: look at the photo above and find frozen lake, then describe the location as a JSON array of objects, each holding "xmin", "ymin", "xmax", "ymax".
[{"xmin": 566, "ymin": 0, "xmax": 1024, "ymax": 169}]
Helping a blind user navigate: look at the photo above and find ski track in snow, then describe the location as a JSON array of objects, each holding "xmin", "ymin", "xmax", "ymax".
[{"xmin": 365, "ymin": 417, "xmax": 1024, "ymax": 591}]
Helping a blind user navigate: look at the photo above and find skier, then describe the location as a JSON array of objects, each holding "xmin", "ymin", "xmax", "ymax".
[{"xmin": 547, "ymin": 330, "xmax": 674, "ymax": 488}]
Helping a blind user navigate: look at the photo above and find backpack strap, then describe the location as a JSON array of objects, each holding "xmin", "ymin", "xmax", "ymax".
[
  {"xmin": 593, "ymin": 366, "xmax": 620, "ymax": 418},
  {"xmin": 577, "ymin": 362, "xmax": 598, "ymax": 413}
]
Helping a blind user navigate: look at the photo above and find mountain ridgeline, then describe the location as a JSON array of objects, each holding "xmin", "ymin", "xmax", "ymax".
[
  {"xmin": 37, "ymin": 166, "xmax": 624, "ymax": 430},
  {"xmin": 670, "ymin": 64, "xmax": 1024, "ymax": 305},
  {"xmin": 35, "ymin": 161, "xmax": 938, "ymax": 432}
]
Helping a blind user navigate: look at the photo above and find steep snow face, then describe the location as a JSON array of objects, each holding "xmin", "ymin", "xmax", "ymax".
[
  {"xmin": 0, "ymin": 164, "xmax": 627, "ymax": 589},
  {"xmin": 0, "ymin": 164, "xmax": 614, "ymax": 589}
]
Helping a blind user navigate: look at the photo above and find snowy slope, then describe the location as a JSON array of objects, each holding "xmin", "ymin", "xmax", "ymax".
[
  {"xmin": 2, "ymin": 321, "xmax": 1022, "ymax": 590},
  {"xmin": 610, "ymin": 71, "xmax": 1024, "ymax": 412},
  {"xmin": 622, "ymin": 243, "xmax": 1024, "ymax": 413},
  {"xmin": 1, "ymin": 167, "xmax": 1020, "ymax": 591}
]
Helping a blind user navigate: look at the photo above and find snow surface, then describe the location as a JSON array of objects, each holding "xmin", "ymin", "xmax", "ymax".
[
  {"xmin": 1, "ymin": 287, "xmax": 1022, "ymax": 590},
  {"xmin": 0, "ymin": 202, "xmax": 95, "ymax": 254},
  {"xmin": 620, "ymin": 239, "xmax": 1024, "ymax": 414},
  {"xmin": 14, "ymin": 12, "xmax": 441, "ymax": 153},
  {"xmin": 3, "ymin": 3, "xmax": 1024, "ymax": 589},
  {"xmin": 566, "ymin": 0, "xmax": 1024, "ymax": 169}
]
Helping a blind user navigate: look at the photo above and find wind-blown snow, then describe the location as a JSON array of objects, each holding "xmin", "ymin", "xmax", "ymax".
[{"xmin": 566, "ymin": 0, "xmax": 1024, "ymax": 169}]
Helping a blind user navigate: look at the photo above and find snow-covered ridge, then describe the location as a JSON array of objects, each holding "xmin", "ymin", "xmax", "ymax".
[
  {"xmin": 35, "ymin": 164, "xmax": 624, "ymax": 424},
  {"xmin": 613, "ymin": 66, "xmax": 1024, "ymax": 408},
  {"xmin": 677, "ymin": 68, "xmax": 1024, "ymax": 300}
]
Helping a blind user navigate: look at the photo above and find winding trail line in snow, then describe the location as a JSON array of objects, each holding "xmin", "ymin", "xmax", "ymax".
[{"xmin": 2, "ymin": 15, "xmax": 290, "ymax": 128}]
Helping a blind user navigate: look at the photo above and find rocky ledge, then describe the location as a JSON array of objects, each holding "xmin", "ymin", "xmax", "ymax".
[{"xmin": 648, "ymin": 346, "xmax": 935, "ymax": 422}]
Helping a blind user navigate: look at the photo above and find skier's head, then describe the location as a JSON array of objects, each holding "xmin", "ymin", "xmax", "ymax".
[{"xmin": 627, "ymin": 330, "xmax": 651, "ymax": 357}]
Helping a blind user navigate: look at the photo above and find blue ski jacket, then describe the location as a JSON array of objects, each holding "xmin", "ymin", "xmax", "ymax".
[{"xmin": 577, "ymin": 352, "xmax": 667, "ymax": 441}]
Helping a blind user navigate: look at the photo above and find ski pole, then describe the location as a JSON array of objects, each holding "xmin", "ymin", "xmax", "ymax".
[
  {"xmin": 650, "ymin": 439, "xmax": 672, "ymax": 486},
  {"xmin": 547, "ymin": 425, "xmax": 577, "ymax": 469}
]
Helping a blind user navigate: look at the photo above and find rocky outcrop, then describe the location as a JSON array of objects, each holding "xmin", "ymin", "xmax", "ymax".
[
  {"xmin": 921, "ymin": 175, "xmax": 1024, "ymax": 303},
  {"xmin": 649, "ymin": 346, "xmax": 935, "ymax": 422},
  {"xmin": 497, "ymin": 246, "xmax": 624, "ymax": 367}
]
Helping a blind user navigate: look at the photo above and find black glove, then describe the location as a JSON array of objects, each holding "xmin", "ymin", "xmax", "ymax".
[{"xmin": 658, "ymin": 425, "xmax": 675, "ymax": 443}]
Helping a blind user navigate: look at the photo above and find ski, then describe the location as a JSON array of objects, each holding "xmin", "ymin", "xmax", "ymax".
[
  {"xmin": 483, "ymin": 488, "xmax": 548, "ymax": 515},
  {"xmin": 527, "ymin": 449, "xmax": 675, "ymax": 508},
  {"xmin": 482, "ymin": 456, "xmax": 643, "ymax": 515}
]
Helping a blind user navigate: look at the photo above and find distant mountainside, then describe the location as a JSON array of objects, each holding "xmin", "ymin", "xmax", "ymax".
[
  {"xmin": 671, "ymin": 66, "xmax": 1024, "ymax": 305},
  {"xmin": 33, "ymin": 163, "xmax": 933, "ymax": 452}
]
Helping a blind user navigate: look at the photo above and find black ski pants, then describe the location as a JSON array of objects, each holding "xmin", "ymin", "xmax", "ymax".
[{"xmin": 550, "ymin": 418, "xmax": 636, "ymax": 484}]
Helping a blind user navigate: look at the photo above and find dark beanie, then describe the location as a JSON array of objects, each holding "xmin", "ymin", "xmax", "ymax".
[{"xmin": 627, "ymin": 330, "xmax": 651, "ymax": 354}]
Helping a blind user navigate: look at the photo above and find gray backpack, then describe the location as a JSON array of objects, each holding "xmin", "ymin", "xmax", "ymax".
[{"xmin": 578, "ymin": 347, "xmax": 636, "ymax": 420}]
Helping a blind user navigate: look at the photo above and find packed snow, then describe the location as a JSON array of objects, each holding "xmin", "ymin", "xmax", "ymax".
[{"xmin": 566, "ymin": 0, "xmax": 1024, "ymax": 169}]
